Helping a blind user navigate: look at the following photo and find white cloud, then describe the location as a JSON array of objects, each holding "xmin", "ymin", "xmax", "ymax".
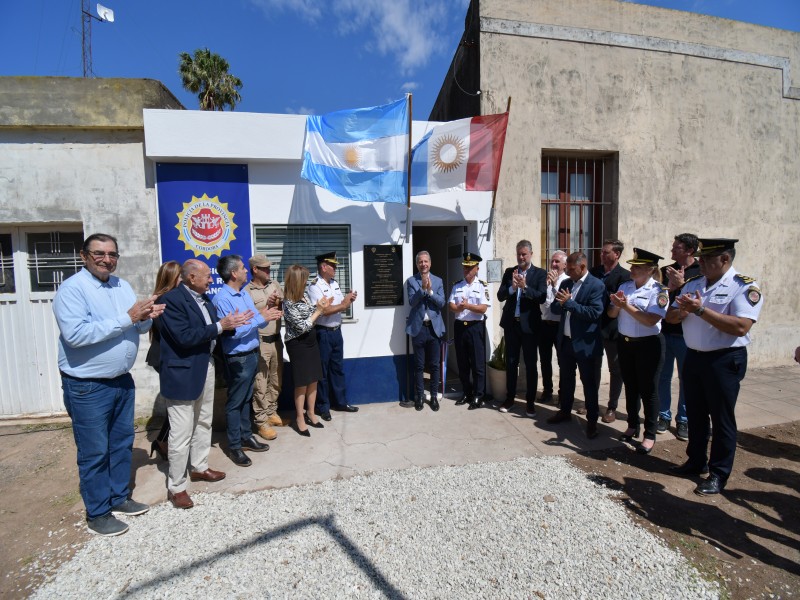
[
  {"xmin": 401, "ymin": 81, "xmax": 419, "ymax": 91},
  {"xmin": 248, "ymin": 0, "xmax": 458, "ymax": 74},
  {"xmin": 284, "ymin": 106, "xmax": 316, "ymax": 115}
]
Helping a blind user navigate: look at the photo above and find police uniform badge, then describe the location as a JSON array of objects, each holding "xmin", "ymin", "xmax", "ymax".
[
  {"xmin": 746, "ymin": 285, "xmax": 762, "ymax": 306},
  {"xmin": 657, "ymin": 288, "xmax": 669, "ymax": 309}
]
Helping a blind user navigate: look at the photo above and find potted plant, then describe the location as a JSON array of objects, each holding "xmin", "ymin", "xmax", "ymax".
[{"xmin": 486, "ymin": 336, "xmax": 506, "ymax": 400}]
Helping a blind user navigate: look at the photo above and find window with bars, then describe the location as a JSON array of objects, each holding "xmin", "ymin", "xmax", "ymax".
[
  {"xmin": 0, "ymin": 234, "xmax": 14, "ymax": 294},
  {"xmin": 540, "ymin": 155, "xmax": 616, "ymax": 268},
  {"xmin": 253, "ymin": 225, "xmax": 353, "ymax": 318},
  {"xmin": 26, "ymin": 232, "xmax": 83, "ymax": 292}
]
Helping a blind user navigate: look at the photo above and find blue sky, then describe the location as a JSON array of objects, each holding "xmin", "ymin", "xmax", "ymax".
[{"xmin": 2, "ymin": 0, "xmax": 798, "ymax": 119}]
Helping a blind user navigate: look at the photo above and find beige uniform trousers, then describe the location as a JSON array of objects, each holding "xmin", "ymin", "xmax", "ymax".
[{"xmin": 252, "ymin": 339, "xmax": 283, "ymax": 426}]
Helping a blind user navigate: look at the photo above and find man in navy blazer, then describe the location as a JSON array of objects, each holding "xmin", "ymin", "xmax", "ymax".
[
  {"xmin": 157, "ymin": 259, "xmax": 253, "ymax": 509},
  {"xmin": 497, "ymin": 240, "xmax": 547, "ymax": 417},
  {"xmin": 405, "ymin": 251, "xmax": 446, "ymax": 411},
  {"xmin": 547, "ymin": 251, "xmax": 606, "ymax": 438}
]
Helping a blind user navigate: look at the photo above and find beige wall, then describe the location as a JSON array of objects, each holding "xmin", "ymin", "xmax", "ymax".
[{"xmin": 478, "ymin": 0, "xmax": 800, "ymax": 366}]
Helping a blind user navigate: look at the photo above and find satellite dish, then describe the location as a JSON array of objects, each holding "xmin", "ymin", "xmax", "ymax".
[{"xmin": 97, "ymin": 3, "xmax": 114, "ymax": 22}]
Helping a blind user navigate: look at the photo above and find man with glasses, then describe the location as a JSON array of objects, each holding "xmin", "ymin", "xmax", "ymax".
[{"xmin": 53, "ymin": 233, "xmax": 165, "ymax": 536}]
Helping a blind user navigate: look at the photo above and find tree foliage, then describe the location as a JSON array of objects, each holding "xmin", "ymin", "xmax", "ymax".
[{"xmin": 178, "ymin": 48, "xmax": 243, "ymax": 111}]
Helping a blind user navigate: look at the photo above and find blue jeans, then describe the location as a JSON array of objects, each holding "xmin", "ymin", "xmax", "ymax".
[
  {"xmin": 224, "ymin": 350, "xmax": 258, "ymax": 449},
  {"xmin": 61, "ymin": 373, "xmax": 135, "ymax": 520},
  {"xmin": 658, "ymin": 333, "xmax": 688, "ymax": 423}
]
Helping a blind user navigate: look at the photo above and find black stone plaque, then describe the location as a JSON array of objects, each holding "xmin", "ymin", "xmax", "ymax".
[{"xmin": 363, "ymin": 245, "xmax": 404, "ymax": 307}]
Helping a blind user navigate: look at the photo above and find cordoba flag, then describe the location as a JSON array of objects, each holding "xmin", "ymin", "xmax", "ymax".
[{"xmin": 410, "ymin": 112, "xmax": 509, "ymax": 196}]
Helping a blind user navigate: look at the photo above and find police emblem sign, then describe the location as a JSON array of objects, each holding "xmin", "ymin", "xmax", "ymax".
[{"xmin": 156, "ymin": 163, "xmax": 252, "ymax": 295}]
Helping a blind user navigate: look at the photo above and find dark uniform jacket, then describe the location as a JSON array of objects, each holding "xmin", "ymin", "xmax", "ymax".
[{"xmin": 497, "ymin": 265, "xmax": 547, "ymax": 335}]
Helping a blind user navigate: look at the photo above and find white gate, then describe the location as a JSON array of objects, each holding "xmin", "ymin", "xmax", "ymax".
[{"xmin": 0, "ymin": 227, "xmax": 83, "ymax": 417}]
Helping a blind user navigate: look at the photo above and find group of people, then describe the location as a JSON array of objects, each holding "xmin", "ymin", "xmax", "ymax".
[
  {"xmin": 404, "ymin": 235, "xmax": 763, "ymax": 498},
  {"xmin": 54, "ymin": 231, "xmax": 763, "ymax": 536}
]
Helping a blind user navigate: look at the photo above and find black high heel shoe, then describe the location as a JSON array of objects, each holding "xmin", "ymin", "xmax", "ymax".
[
  {"xmin": 619, "ymin": 427, "xmax": 640, "ymax": 443},
  {"xmin": 293, "ymin": 421, "xmax": 311, "ymax": 437},
  {"xmin": 150, "ymin": 439, "xmax": 168, "ymax": 460},
  {"xmin": 636, "ymin": 439, "xmax": 655, "ymax": 455},
  {"xmin": 304, "ymin": 413, "xmax": 324, "ymax": 429}
]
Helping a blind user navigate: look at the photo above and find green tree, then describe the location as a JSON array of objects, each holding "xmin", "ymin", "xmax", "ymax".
[{"xmin": 178, "ymin": 48, "xmax": 243, "ymax": 111}]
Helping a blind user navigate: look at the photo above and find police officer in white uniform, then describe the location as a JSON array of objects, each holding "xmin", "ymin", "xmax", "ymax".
[
  {"xmin": 449, "ymin": 252, "xmax": 491, "ymax": 410},
  {"xmin": 665, "ymin": 238, "xmax": 763, "ymax": 495},
  {"xmin": 608, "ymin": 248, "xmax": 668, "ymax": 455},
  {"xmin": 307, "ymin": 251, "xmax": 359, "ymax": 421}
]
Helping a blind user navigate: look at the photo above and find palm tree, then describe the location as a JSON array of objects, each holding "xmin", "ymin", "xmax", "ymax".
[{"xmin": 178, "ymin": 48, "xmax": 243, "ymax": 111}]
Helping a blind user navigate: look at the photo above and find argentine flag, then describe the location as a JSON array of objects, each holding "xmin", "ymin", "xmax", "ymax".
[{"xmin": 301, "ymin": 98, "xmax": 409, "ymax": 203}]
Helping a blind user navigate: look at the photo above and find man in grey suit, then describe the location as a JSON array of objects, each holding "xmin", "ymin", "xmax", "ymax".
[{"xmin": 405, "ymin": 251, "xmax": 446, "ymax": 411}]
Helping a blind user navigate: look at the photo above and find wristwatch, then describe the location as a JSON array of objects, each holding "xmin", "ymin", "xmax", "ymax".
[{"xmin": 694, "ymin": 305, "xmax": 706, "ymax": 316}]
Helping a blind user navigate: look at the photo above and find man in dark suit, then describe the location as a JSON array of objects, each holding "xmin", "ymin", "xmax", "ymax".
[
  {"xmin": 157, "ymin": 259, "xmax": 253, "ymax": 509},
  {"xmin": 588, "ymin": 239, "xmax": 630, "ymax": 423},
  {"xmin": 405, "ymin": 251, "xmax": 446, "ymax": 411},
  {"xmin": 497, "ymin": 240, "xmax": 547, "ymax": 417},
  {"xmin": 547, "ymin": 252, "xmax": 606, "ymax": 438}
]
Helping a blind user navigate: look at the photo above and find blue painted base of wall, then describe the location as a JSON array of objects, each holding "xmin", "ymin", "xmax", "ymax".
[{"xmin": 278, "ymin": 354, "xmax": 411, "ymax": 409}]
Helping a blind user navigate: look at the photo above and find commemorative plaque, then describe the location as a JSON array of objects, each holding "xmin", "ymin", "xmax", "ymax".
[{"xmin": 363, "ymin": 245, "xmax": 403, "ymax": 307}]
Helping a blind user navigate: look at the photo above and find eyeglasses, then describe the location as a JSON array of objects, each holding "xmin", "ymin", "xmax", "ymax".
[{"xmin": 85, "ymin": 251, "xmax": 120, "ymax": 260}]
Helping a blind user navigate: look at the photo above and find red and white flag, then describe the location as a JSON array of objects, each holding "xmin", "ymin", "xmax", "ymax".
[{"xmin": 410, "ymin": 112, "xmax": 509, "ymax": 195}]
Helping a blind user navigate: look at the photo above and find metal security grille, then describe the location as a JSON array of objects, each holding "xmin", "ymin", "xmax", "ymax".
[
  {"xmin": 540, "ymin": 156, "xmax": 613, "ymax": 269},
  {"xmin": 26, "ymin": 232, "xmax": 83, "ymax": 291},
  {"xmin": 253, "ymin": 225, "xmax": 352, "ymax": 318}
]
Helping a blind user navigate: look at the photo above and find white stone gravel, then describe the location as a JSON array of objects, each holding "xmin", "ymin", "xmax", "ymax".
[{"xmin": 32, "ymin": 457, "xmax": 718, "ymax": 599}]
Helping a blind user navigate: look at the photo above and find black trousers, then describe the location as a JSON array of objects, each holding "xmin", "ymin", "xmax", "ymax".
[
  {"xmin": 538, "ymin": 321, "xmax": 560, "ymax": 394},
  {"xmin": 682, "ymin": 347, "xmax": 747, "ymax": 480},
  {"xmin": 558, "ymin": 339, "xmax": 602, "ymax": 422},
  {"xmin": 454, "ymin": 320, "xmax": 486, "ymax": 399},
  {"xmin": 594, "ymin": 338, "xmax": 624, "ymax": 411},
  {"xmin": 618, "ymin": 334, "xmax": 665, "ymax": 440},
  {"xmin": 503, "ymin": 319, "xmax": 539, "ymax": 402}
]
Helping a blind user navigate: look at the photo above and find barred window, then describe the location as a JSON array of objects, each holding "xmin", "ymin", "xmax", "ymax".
[
  {"xmin": 26, "ymin": 232, "xmax": 83, "ymax": 292},
  {"xmin": 0, "ymin": 234, "xmax": 14, "ymax": 294}
]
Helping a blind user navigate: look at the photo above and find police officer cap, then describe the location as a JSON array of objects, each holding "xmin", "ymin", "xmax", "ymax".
[
  {"xmin": 462, "ymin": 252, "xmax": 482, "ymax": 267},
  {"xmin": 316, "ymin": 251, "xmax": 339, "ymax": 265},
  {"xmin": 249, "ymin": 254, "xmax": 271, "ymax": 268},
  {"xmin": 626, "ymin": 248, "xmax": 663, "ymax": 266},
  {"xmin": 697, "ymin": 238, "xmax": 738, "ymax": 257}
]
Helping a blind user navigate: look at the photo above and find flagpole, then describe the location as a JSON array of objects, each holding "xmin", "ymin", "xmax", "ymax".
[
  {"xmin": 486, "ymin": 96, "xmax": 511, "ymax": 242},
  {"xmin": 405, "ymin": 93, "xmax": 413, "ymax": 244}
]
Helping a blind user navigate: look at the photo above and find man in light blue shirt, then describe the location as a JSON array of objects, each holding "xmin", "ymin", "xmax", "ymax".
[
  {"xmin": 53, "ymin": 233, "xmax": 164, "ymax": 537},
  {"xmin": 212, "ymin": 254, "xmax": 282, "ymax": 466}
]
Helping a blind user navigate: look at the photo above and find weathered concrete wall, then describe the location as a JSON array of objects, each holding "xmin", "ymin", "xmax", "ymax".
[{"xmin": 476, "ymin": 0, "xmax": 800, "ymax": 366}]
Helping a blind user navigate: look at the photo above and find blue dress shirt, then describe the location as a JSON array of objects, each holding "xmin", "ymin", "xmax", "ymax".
[
  {"xmin": 212, "ymin": 283, "xmax": 267, "ymax": 355},
  {"xmin": 53, "ymin": 268, "xmax": 151, "ymax": 378}
]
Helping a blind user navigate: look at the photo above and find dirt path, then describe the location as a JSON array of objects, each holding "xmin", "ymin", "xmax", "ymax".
[{"xmin": 1, "ymin": 421, "xmax": 798, "ymax": 599}]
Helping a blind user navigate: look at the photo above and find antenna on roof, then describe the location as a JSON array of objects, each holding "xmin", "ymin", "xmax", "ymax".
[{"xmin": 81, "ymin": 1, "xmax": 115, "ymax": 78}]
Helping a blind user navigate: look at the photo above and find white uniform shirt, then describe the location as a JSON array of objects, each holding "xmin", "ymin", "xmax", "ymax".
[
  {"xmin": 616, "ymin": 277, "xmax": 668, "ymax": 338},
  {"xmin": 307, "ymin": 275, "xmax": 345, "ymax": 327},
  {"xmin": 541, "ymin": 272, "xmax": 569, "ymax": 322},
  {"xmin": 675, "ymin": 267, "xmax": 763, "ymax": 351},
  {"xmin": 449, "ymin": 278, "xmax": 491, "ymax": 321}
]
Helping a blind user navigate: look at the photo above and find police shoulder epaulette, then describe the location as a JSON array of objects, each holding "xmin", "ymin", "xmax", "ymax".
[
  {"xmin": 676, "ymin": 274, "xmax": 702, "ymax": 291},
  {"xmin": 479, "ymin": 279, "xmax": 488, "ymax": 286},
  {"xmin": 734, "ymin": 274, "xmax": 756, "ymax": 285},
  {"xmin": 307, "ymin": 276, "xmax": 318, "ymax": 286}
]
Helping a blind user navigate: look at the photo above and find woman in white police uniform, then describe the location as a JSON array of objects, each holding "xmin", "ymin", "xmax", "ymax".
[{"xmin": 607, "ymin": 248, "xmax": 668, "ymax": 455}]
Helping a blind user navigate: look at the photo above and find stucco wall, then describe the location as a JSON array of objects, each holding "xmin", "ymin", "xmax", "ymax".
[{"xmin": 476, "ymin": 0, "xmax": 800, "ymax": 366}]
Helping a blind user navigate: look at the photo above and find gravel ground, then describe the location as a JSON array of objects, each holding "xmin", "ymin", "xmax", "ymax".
[{"xmin": 32, "ymin": 457, "xmax": 718, "ymax": 599}]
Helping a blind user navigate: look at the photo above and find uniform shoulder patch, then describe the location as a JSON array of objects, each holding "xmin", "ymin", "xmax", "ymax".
[
  {"xmin": 656, "ymin": 289, "xmax": 669, "ymax": 309},
  {"xmin": 745, "ymin": 285, "xmax": 762, "ymax": 306},
  {"xmin": 307, "ymin": 276, "xmax": 318, "ymax": 286},
  {"xmin": 735, "ymin": 274, "xmax": 756, "ymax": 285}
]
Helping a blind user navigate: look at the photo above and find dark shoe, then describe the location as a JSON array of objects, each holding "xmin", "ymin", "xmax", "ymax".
[
  {"xmin": 319, "ymin": 412, "xmax": 332, "ymax": 422},
  {"xmin": 657, "ymin": 418, "xmax": 670, "ymax": 434},
  {"xmin": 415, "ymin": 399, "xmax": 424, "ymax": 411},
  {"xmin": 498, "ymin": 399, "xmax": 514, "ymax": 413},
  {"xmin": 189, "ymin": 468, "xmax": 226, "ymax": 482},
  {"xmin": 575, "ymin": 407, "xmax": 587, "ymax": 415},
  {"xmin": 525, "ymin": 400, "xmax": 536, "ymax": 418},
  {"xmin": 111, "ymin": 499, "xmax": 150, "ymax": 517},
  {"xmin": 546, "ymin": 411, "xmax": 571, "ymax": 424},
  {"xmin": 150, "ymin": 439, "xmax": 168, "ymax": 461},
  {"xmin": 468, "ymin": 397, "xmax": 484, "ymax": 410},
  {"xmin": 331, "ymin": 404, "xmax": 359, "ymax": 412},
  {"xmin": 430, "ymin": 397, "xmax": 440, "ymax": 412},
  {"xmin": 539, "ymin": 391, "xmax": 553, "ymax": 404},
  {"xmin": 619, "ymin": 427, "xmax": 640, "ymax": 443},
  {"xmin": 168, "ymin": 490, "xmax": 194, "ymax": 509},
  {"xmin": 676, "ymin": 421, "xmax": 689, "ymax": 441},
  {"xmin": 670, "ymin": 461, "xmax": 709, "ymax": 476},
  {"xmin": 86, "ymin": 513, "xmax": 128, "ymax": 537},
  {"xmin": 399, "ymin": 399, "xmax": 415, "ymax": 408},
  {"xmin": 304, "ymin": 414, "xmax": 324, "ymax": 428},
  {"xmin": 695, "ymin": 474, "xmax": 725, "ymax": 496},
  {"xmin": 601, "ymin": 409, "xmax": 616, "ymax": 424},
  {"xmin": 293, "ymin": 422, "xmax": 311, "ymax": 437},
  {"xmin": 229, "ymin": 449, "xmax": 252, "ymax": 467},
  {"xmin": 586, "ymin": 421, "xmax": 598, "ymax": 439},
  {"xmin": 636, "ymin": 439, "xmax": 655, "ymax": 455},
  {"xmin": 242, "ymin": 437, "xmax": 270, "ymax": 452},
  {"xmin": 455, "ymin": 396, "xmax": 469, "ymax": 406}
]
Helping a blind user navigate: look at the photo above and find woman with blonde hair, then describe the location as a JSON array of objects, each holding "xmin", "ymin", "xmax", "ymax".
[
  {"xmin": 147, "ymin": 260, "xmax": 182, "ymax": 459},
  {"xmin": 282, "ymin": 264, "xmax": 330, "ymax": 436}
]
